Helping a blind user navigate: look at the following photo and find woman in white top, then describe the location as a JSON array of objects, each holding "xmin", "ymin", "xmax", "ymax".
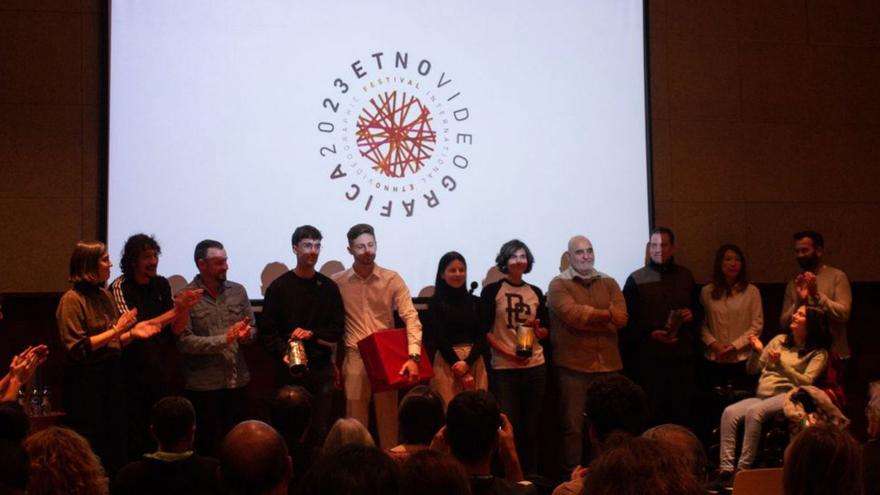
[{"xmin": 700, "ymin": 244, "xmax": 763, "ymax": 390}]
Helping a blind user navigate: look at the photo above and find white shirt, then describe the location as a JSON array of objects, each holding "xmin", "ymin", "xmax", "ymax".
[
  {"xmin": 332, "ymin": 264, "xmax": 422, "ymax": 355},
  {"xmin": 700, "ymin": 283, "xmax": 763, "ymax": 363}
]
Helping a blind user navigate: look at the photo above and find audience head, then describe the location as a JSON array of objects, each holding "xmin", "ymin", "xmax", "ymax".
[
  {"xmin": 298, "ymin": 443, "xmax": 399, "ymax": 495},
  {"xmin": 119, "ymin": 233, "xmax": 161, "ymax": 280},
  {"xmin": 220, "ymin": 420, "xmax": 291, "ymax": 495},
  {"xmin": 150, "ymin": 396, "xmax": 196, "ymax": 452},
  {"xmin": 399, "ymin": 449, "xmax": 471, "ymax": 495},
  {"xmin": 23, "ymin": 426, "xmax": 109, "ymax": 495},
  {"xmin": 193, "ymin": 239, "xmax": 227, "ymax": 282},
  {"xmin": 786, "ymin": 305, "xmax": 832, "ymax": 352},
  {"xmin": 397, "ymin": 386, "xmax": 445, "ymax": 446},
  {"xmin": 642, "ymin": 424, "xmax": 709, "ymax": 484},
  {"xmin": 445, "ymin": 390, "xmax": 501, "ymax": 464},
  {"xmin": 649, "ymin": 227, "xmax": 675, "ymax": 265},
  {"xmin": 68, "ymin": 240, "xmax": 111, "ymax": 285},
  {"xmin": 433, "ymin": 251, "xmax": 468, "ymax": 295},
  {"xmin": 711, "ymin": 244, "xmax": 748, "ymax": 298},
  {"xmin": 784, "ymin": 424, "xmax": 863, "ymax": 495},
  {"xmin": 585, "ymin": 374, "xmax": 649, "ymax": 449},
  {"xmin": 270, "ymin": 385, "xmax": 313, "ymax": 446},
  {"xmin": 323, "ymin": 418, "xmax": 375, "ymax": 454},
  {"xmin": 582, "ymin": 436, "xmax": 705, "ymax": 495},
  {"xmin": 793, "ymin": 230, "xmax": 825, "ymax": 271},
  {"xmin": 567, "ymin": 235, "xmax": 595, "ymax": 275},
  {"xmin": 495, "ymin": 239, "xmax": 534, "ymax": 275}
]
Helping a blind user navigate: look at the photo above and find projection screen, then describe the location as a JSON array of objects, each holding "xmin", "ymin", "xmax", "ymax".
[{"xmin": 108, "ymin": 0, "xmax": 651, "ymax": 298}]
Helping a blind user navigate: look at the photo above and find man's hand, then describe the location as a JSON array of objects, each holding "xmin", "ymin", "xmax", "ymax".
[
  {"xmin": 680, "ymin": 308, "xmax": 694, "ymax": 323},
  {"xmin": 718, "ymin": 344, "xmax": 738, "ymax": 361},
  {"xmin": 609, "ymin": 306, "xmax": 628, "ymax": 328},
  {"xmin": 749, "ymin": 334, "xmax": 764, "ymax": 353},
  {"xmin": 115, "ymin": 308, "xmax": 139, "ymax": 334},
  {"xmin": 795, "ymin": 274, "xmax": 810, "ymax": 302},
  {"xmin": 398, "ymin": 359, "xmax": 420, "ymax": 384},
  {"xmin": 451, "ymin": 360, "xmax": 469, "ymax": 377},
  {"xmin": 225, "ymin": 317, "xmax": 252, "ymax": 344},
  {"xmin": 174, "ymin": 288, "xmax": 203, "ymax": 311},
  {"xmin": 291, "ymin": 327, "xmax": 313, "ymax": 340},
  {"xmin": 497, "ymin": 412, "xmax": 516, "ymax": 452},
  {"xmin": 650, "ymin": 329, "xmax": 678, "ymax": 344},
  {"xmin": 803, "ymin": 272, "xmax": 819, "ymax": 297},
  {"xmin": 130, "ymin": 321, "xmax": 161, "ymax": 340},
  {"xmin": 9, "ymin": 345, "xmax": 48, "ymax": 384}
]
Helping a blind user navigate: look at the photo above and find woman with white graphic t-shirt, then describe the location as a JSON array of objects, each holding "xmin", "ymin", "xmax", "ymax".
[{"xmin": 481, "ymin": 239, "xmax": 549, "ymax": 476}]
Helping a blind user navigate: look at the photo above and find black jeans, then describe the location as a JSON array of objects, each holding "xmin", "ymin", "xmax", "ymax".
[
  {"xmin": 64, "ymin": 357, "xmax": 126, "ymax": 475},
  {"xmin": 186, "ymin": 387, "xmax": 247, "ymax": 457},
  {"xmin": 490, "ymin": 364, "xmax": 546, "ymax": 476}
]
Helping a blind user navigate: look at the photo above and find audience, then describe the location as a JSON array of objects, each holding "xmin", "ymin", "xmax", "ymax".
[
  {"xmin": 441, "ymin": 390, "xmax": 536, "ymax": 495},
  {"xmin": 219, "ymin": 420, "xmax": 292, "ymax": 495},
  {"xmin": 642, "ymin": 424, "xmax": 709, "ymax": 486},
  {"xmin": 298, "ymin": 443, "xmax": 399, "ymax": 495},
  {"xmin": 784, "ymin": 424, "xmax": 863, "ymax": 495},
  {"xmin": 0, "ymin": 403, "xmax": 29, "ymax": 495},
  {"xmin": 23, "ymin": 426, "xmax": 110, "ymax": 495},
  {"xmin": 113, "ymin": 396, "xmax": 220, "ymax": 495},
  {"xmin": 399, "ymin": 449, "xmax": 471, "ymax": 495},
  {"xmin": 269, "ymin": 385, "xmax": 316, "ymax": 487},
  {"xmin": 866, "ymin": 381, "xmax": 880, "ymax": 495},
  {"xmin": 580, "ymin": 437, "xmax": 705, "ymax": 495},
  {"xmin": 323, "ymin": 417, "xmax": 375, "ymax": 454},
  {"xmin": 388, "ymin": 386, "xmax": 445, "ymax": 462},
  {"xmin": 552, "ymin": 374, "xmax": 649, "ymax": 495}
]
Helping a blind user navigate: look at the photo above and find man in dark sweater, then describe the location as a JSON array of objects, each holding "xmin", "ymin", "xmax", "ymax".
[
  {"xmin": 113, "ymin": 396, "xmax": 221, "ymax": 495},
  {"xmin": 622, "ymin": 227, "xmax": 699, "ymax": 427},
  {"xmin": 261, "ymin": 225, "xmax": 345, "ymax": 447}
]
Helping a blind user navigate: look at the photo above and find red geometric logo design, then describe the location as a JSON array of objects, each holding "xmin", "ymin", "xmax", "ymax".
[{"xmin": 356, "ymin": 91, "xmax": 436, "ymax": 178}]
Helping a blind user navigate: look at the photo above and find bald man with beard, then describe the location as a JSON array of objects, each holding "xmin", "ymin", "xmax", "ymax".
[
  {"xmin": 220, "ymin": 421, "xmax": 292, "ymax": 495},
  {"xmin": 547, "ymin": 235, "xmax": 628, "ymax": 473}
]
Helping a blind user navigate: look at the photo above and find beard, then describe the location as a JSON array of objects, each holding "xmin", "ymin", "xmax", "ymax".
[{"xmin": 797, "ymin": 255, "xmax": 819, "ymax": 271}]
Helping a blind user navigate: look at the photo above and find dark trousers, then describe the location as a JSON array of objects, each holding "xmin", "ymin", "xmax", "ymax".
[
  {"xmin": 279, "ymin": 361, "xmax": 336, "ymax": 447},
  {"xmin": 491, "ymin": 364, "xmax": 547, "ymax": 476},
  {"xmin": 186, "ymin": 387, "xmax": 247, "ymax": 457},
  {"xmin": 64, "ymin": 358, "xmax": 126, "ymax": 475}
]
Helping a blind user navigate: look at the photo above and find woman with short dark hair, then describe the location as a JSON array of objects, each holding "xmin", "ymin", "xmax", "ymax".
[
  {"xmin": 56, "ymin": 241, "xmax": 160, "ymax": 473},
  {"xmin": 481, "ymin": 239, "xmax": 548, "ymax": 476}
]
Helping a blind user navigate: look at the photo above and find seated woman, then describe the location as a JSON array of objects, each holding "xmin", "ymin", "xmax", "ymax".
[
  {"xmin": 713, "ymin": 305, "xmax": 831, "ymax": 489},
  {"xmin": 24, "ymin": 426, "xmax": 110, "ymax": 495}
]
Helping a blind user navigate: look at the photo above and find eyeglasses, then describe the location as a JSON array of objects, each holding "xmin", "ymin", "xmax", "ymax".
[{"xmin": 298, "ymin": 242, "xmax": 322, "ymax": 251}]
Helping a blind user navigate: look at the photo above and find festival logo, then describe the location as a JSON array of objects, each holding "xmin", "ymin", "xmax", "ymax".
[{"xmin": 317, "ymin": 51, "xmax": 473, "ymax": 218}]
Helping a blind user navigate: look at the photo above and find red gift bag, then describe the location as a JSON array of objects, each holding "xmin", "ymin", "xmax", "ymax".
[{"xmin": 356, "ymin": 328, "xmax": 434, "ymax": 393}]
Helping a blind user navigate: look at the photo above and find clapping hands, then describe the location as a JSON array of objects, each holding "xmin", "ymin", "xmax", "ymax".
[
  {"xmin": 10, "ymin": 345, "xmax": 49, "ymax": 384},
  {"xmin": 225, "ymin": 317, "xmax": 252, "ymax": 344}
]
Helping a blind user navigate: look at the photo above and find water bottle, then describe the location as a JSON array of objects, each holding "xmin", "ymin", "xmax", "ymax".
[
  {"xmin": 40, "ymin": 386, "xmax": 51, "ymax": 415},
  {"xmin": 16, "ymin": 388, "xmax": 26, "ymax": 409},
  {"xmin": 29, "ymin": 387, "xmax": 42, "ymax": 416}
]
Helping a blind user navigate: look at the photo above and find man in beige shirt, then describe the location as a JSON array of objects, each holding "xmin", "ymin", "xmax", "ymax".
[
  {"xmin": 331, "ymin": 223, "xmax": 422, "ymax": 448},
  {"xmin": 547, "ymin": 235, "xmax": 627, "ymax": 472}
]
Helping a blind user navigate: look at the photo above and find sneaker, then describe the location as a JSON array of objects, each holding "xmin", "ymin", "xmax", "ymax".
[{"xmin": 706, "ymin": 469, "xmax": 735, "ymax": 493}]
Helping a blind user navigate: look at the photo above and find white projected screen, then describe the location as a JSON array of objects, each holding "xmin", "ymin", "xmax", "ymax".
[{"xmin": 108, "ymin": 0, "xmax": 650, "ymax": 298}]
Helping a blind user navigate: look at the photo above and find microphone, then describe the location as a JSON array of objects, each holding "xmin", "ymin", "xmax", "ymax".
[{"xmin": 469, "ymin": 281, "xmax": 478, "ymax": 295}]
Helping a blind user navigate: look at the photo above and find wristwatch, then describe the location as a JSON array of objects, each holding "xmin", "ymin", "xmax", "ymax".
[{"xmin": 408, "ymin": 353, "xmax": 421, "ymax": 363}]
